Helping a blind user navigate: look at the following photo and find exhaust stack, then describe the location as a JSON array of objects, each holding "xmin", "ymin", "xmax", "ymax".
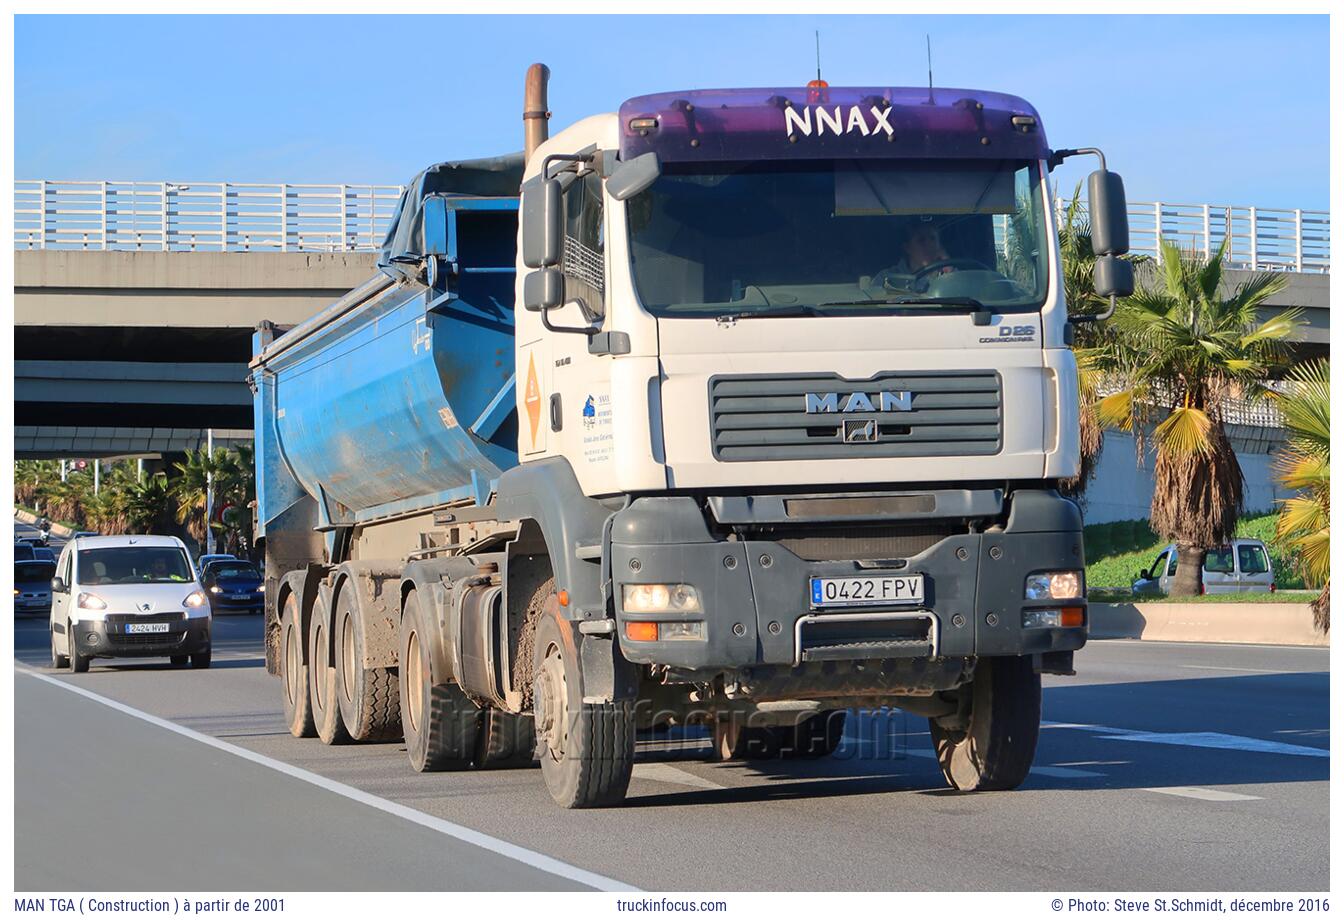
[{"xmin": 523, "ymin": 63, "xmax": 551, "ymax": 165}]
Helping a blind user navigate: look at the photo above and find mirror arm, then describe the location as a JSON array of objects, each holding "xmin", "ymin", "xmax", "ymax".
[
  {"xmin": 1048, "ymin": 146, "xmax": 1107, "ymax": 172},
  {"xmin": 540, "ymin": 298, "xmax": 602, "ymax": 337},
  {"xmin": 542, "ymin": 151, "xmax": 595, "ymax": 180},
  {"xmin": 1071, "ymin": 293, "xmax": 1117, "ymax": 325}
]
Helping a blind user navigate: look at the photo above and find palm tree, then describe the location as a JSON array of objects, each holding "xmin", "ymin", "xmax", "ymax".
[
  {"xmin": 1090, "ymin": 238, "xmax": 1298, "ymax": 596},
  {"xmin": 170, "ymin": 448, "xmax": 215, "ymax": 544},
  {"xmin": 1272, "ymin": 359, "xmax": 1329, "ymax": 631},
  {"xmin": 124, "ymin": 472, "xmax": 177, "ymax": 534}
]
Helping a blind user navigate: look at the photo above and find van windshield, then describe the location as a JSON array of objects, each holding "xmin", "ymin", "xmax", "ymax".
[
  {"xmin": 626, "ymin": 158, "xmax": 1049, "ymax": 317},
  {"xmin": 77, "ymin": 547, "xmax": 193, "ymax": 584}
]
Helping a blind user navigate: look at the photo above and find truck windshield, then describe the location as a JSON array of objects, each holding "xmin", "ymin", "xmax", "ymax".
[
  {"xmin": 77, "ymin": 547, "xmax": 193, "ymax": 584},
  {"xmin": 626, "ymin": 158, "xmax": 1049, "ymax": 318}
]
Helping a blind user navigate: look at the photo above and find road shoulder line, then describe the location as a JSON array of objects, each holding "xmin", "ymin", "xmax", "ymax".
[{"xmin": 16, "ymin": 666, "xmax": 637, "ymax": 892}]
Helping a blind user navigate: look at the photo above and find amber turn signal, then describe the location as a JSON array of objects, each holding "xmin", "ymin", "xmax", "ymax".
[{"xmin": 624, "ymin": 621, "xmax": 659, "ymax": 642}]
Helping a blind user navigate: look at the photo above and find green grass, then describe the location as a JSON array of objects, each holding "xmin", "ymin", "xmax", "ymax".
[
  {"xmin": 1084, "ymin": 512, "xmax": 1307, "ymax": 592},
  {"xmin": 1090, "ymin": 589, "xmax": 1316, "ymax": 605}
]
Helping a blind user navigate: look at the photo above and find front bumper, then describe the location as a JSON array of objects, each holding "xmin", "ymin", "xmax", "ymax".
[
  {"xmin": 609, "ymin": 490, "xmax": 1086, "ymax": 671},
  {"xmin": 71, "ymin": 614, "xmax": 211, "ymax": 659}
]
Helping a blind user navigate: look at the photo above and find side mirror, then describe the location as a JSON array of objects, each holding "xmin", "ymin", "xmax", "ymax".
[
  {"xmin": 521, "ymin": 177, "xmax": 564, "ymax": 269},
  {"xmin": 523, "ymin": 268, "xmax": 565, "ymax": 312},
  {"xmin": 606, "ymin": 152, "xmax": 661, "ymax": 201},
  {"xmin": 1094, "ymin": 254, "xmax": 1134, "ymax": 299},
  {"xmin": 51, "ymin": 577, "xmax": 66, "ymax": 594},
  {"xmin": 1088, "ymin": 169, "xmax": 1130, "ymax": 256}
]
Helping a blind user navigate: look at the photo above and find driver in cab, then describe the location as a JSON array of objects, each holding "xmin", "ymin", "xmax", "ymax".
[{"xmin": 895, "ymin": 218, "xmax": 954, "ymax": 276}]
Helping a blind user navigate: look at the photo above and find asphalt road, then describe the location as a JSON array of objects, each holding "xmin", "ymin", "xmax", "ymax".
[{"xmin": 12, "ymin": 613, "xmax": 1329, "ymax": 891}]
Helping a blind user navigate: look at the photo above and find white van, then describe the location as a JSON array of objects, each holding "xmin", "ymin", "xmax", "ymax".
[
  {"xmin": 49, "ymin": 535, "xmax": 212, "ymax": 672},
  {"xmin": 1131, "ymin": 539, "xmax": 1276, "ymax": 596}
]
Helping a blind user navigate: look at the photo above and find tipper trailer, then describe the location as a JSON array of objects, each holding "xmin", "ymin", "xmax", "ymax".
[{"xmin": 250, "ymin": 64, "xmax": 1134, "ymax": 807}]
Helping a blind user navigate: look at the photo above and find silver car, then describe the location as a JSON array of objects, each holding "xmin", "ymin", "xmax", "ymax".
[{"xmin": 1132, "ymin": 538, "xmax": 1276, "ymax": 596}]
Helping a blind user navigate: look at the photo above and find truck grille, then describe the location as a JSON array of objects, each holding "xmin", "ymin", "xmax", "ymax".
[{"xmin": 709, "ymin": 371, "xmax": 1002, "ymax": 462}]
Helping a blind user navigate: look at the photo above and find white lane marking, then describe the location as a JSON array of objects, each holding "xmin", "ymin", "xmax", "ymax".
[
  {"xmin": 16, "ymin": 667, "xmax": 636, "ymax": 892},
  {"xmin": 900, "ymin": 748, "xmax": 1103, "ymax": 778},
  {"xmin": 1098, "ymin": 730, "xmax": 1329, "ymax": 758},
  {"xmin": 1183, "ymin": 665, "xmax": 1290, "ymax": 673},
  {"xmin": 1144, "ymin": 786, "xmax": 1262, "ymax": 802},
  {"xmin": 1046, "ymin": 721, "xmax": 1328, "ymax": 757},
  {"xmin": 631, "ymin": 763, "xmax": 726, "ymax": 790}
]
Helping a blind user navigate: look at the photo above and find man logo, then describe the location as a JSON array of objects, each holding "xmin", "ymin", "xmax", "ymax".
[
  {"xmin": 805, "ymin": 391, "xmax": 911, "ymax": 413},
  {"xmin": 843, "ymin": 419, "xmax": 879, "ymax": 443}
]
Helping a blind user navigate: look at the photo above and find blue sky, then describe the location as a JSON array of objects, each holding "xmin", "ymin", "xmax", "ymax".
[{"xmin": 14, "ymin": 14, "xmax": 1329, "ymax": 209}]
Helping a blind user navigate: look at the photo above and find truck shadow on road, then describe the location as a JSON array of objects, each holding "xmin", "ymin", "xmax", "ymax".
[{"xmin": 629, "ymin": 672, "xmax": 1329, "ymax": 807}]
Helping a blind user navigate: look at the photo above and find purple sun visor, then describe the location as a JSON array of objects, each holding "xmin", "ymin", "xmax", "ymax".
[{"xmin": 618, "ymin": 86, "xmax": 1048, "ymax": 164}]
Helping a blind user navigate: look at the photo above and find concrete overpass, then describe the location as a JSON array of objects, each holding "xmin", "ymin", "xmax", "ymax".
[{"xmin": 12, "ymin": 179, "xmax": 1330, "ymax": 458}]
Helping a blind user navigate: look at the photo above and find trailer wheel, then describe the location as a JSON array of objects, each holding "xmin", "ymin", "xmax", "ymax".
[
  {"xmin": 929, "ymin": 655, "xmax": 1041, "ymax": 791},
  {"xmin": 398, "ymin": 589, "xmax": 476, "ymax": 772},
  {"xmin": 476, "ymin": 708, "xmax": 537, "ymax": 768},
  {"xmin": 334, "ymin": 587, "xmax": 401, "ymax": 742},
  {"xmin": 533, "ymin": 608, "xmax": 634, "ymax": 808},
  {"xmin": 308, "ymin": 595, "xmax": 350, "ymax": 745},
  {"xmin": 279, "ymin": 593, "xmax": 315, "ymax": 737}
]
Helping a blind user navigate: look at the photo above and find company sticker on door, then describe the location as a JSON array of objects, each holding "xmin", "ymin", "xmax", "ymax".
[{"xmin": 581, "ymin": 392, "xmax": 614, "ymax": 465}]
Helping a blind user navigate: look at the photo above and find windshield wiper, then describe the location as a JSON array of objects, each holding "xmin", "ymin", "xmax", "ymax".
[
  {"xmin": 816, "ymin": 296, "xmax": 987, "ymax": 311},
  {"xmin": 714, "ymin": 306, "xmax": 824, "ymax": 322}
]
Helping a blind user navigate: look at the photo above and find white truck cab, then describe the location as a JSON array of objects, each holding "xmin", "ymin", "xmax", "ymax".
[{"xmin": 49, "ymin": 535, "xmax": 213, "ymax": 672}]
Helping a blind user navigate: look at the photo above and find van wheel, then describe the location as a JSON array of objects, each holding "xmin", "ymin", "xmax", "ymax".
[
  {"xmin": 50, "ymin": 626, "xmax": 69, "ymax": 669},
  {"xmin": 308, "ymin": 596, "xmax": 350, "ymax": 745},
  {"xmin": 191, "ymin": 650, "xmax": 212, "ymax": 669},
  {"xmin": 170, "ymin": 655, "xmax": 189, "ymax": 667},
  {"xmin": 68, "ymin": 623, "xmax": 90, "ymax": 674},
  {"xmin": 280, "ymin": 593, "xmax": 315, "ymax": 738},
  {"xmin": 398, "ymin": 589, "xmax": 476, "ymax": 771},
  {"xmin": 533, "ymin": 607, "xmax": 634, "ymax": 808},
  {"xmin": 929, "ymin": 655, "xmax": 1041, "ymax": 791},
  {"xmin": 334, "ymin": 586, "xmax": 401, "ymax": 742}
]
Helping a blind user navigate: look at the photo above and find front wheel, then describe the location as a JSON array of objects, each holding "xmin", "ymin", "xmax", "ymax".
[
  {"xmin": 191, "ymin": 650, "xmax": 212, "ymax": 669},
  {"xmin": 50, "ymin": 626, "xmax": 69, "ymax": 670},
  {"xmin": 929, "ymin": 655, "xmax": 1041, "ymax": 791},
  {"xmin": 532, "ymin": 607, "xmax": 634, "ymax": 808},
  {"xmin": 68, "ymin": 622, "xmax": 90, "ymax": 674}
]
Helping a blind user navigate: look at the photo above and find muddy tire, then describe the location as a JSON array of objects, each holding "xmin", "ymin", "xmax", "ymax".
[
  {"xmin": 532, "ymin": 608, "xmax": 634, "ymax": 808},
  {"xmin": 308, "ymin": 595, "xmax": 350, "ymax": 745},
  {"xmin": 929, "ymin": 655, "xmax": 1041, "ymax": 791},
  {"xmin": 334, "ymin": 586, "xmax": 401, "ymax": 742},
  {"xmin": 280, "ymin": 593, "xmax": 315, "ymax": 738},
  {"xmin": 398, "ymin": 589, "xmax": 476, "ymax": 772},
  {"xmin": 476, "ymin": 708, "xmax": 537, "ymax": 768}
]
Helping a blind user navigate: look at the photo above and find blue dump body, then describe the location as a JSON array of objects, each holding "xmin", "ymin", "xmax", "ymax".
[{"xmin": 251, "ymin": 196, "xmax": 520, "ymax": 537}]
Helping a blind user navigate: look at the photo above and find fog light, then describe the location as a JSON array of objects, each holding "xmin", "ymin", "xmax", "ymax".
[
  {"xmin": 86, "ymin": 633, "xmax": 100, "ymax": 645},
  {"xmin": 1023, "ymin": 606, "xmax": 1085, "ymax": 629},
  {"xmin": 622, "ymin": 583, "xmax": 702, "ymax": 614},
  {"xmin": 1024, "ymin": 571, "xmax": 1083, "ymax": 600},
  {"xmin": 658, "ymin": 621, "xmax": 705, "ymax": 641}
]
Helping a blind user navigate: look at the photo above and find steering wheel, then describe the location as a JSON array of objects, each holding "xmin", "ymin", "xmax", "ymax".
[{"xmin": 913, "ymin": 257, "xmax": 993, "ymax": 280}]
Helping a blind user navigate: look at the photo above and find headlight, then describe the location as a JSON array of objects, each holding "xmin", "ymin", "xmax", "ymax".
[
  {"xmin": 256, "ymin": 584, "xmax": 266, "ymax": 593},
  {"xmin": 208, "ymin": 585, "xmax": 222, "ymax": 594},
  {"xmin": 77, "ymin": 592, "xmax": 107, "ymax": 610},
  {"xmin": 622, "ymin": 583, "xmax": 702, "ymax": 614},
  {"xmin": 1024, "ymin": 571, "xmax": 1083, "ymax": 600},
  {"xmin": 183, "ymin": 591, "xmax": 208, "ymax": 608}
]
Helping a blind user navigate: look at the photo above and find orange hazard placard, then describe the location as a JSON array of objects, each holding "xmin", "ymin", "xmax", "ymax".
[{"xmin": 524, "ymin": 352, "xmax": 542, "ymax": 449}]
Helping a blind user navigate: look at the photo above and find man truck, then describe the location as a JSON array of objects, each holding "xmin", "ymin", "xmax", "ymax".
[{"xmin": 250, "ymin": 64, "xmax": 1133, "ymax": 808}]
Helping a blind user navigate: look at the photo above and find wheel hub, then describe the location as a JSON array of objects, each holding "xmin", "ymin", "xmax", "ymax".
[{"xmin": 534, "ymin": 645, "xmax": 568, "ymax": 758}]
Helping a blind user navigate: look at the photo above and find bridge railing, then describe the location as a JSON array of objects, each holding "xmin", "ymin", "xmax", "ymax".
[
  {"xmin": 14, "ymin": 179, "xmax": 1330, "ymax": 272},
  {"xmin": 14, "ymin": 180, "xmax": 405, "ymax": 253}
]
